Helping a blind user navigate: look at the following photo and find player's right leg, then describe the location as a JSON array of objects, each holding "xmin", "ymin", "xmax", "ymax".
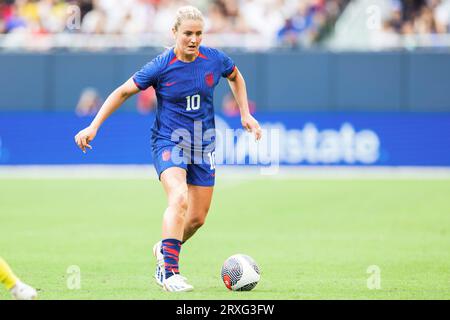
[
  {"xmin": 0, "ymin": 257, "xmax": 37, "ymax": 300},
  {"xmin": 158, "ymin": 167, "xmax": 193, "ymax": 292}
]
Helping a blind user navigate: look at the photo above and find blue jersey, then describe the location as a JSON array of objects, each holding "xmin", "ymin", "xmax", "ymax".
[{"xmin": 132, "ymin": 46, "xmax": 235, "ymax": 149}]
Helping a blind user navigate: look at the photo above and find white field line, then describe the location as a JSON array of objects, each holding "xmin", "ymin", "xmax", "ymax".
[{"xmin": 1, "ymin": 165, "xmax": 450, "ymax": 180}]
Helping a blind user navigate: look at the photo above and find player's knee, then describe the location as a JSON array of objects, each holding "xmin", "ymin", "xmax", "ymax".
[
  {"xmin": 169, "ymin": 192, "xmax": 188, "ymax": 211},
  {"xmin": 189, "ymin": 216, "xmax": 206, "ymax": 230}
]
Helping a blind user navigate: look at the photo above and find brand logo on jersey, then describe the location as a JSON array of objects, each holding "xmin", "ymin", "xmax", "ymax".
[
  {"xmin": 205, "ymin": 72, "xmax": 214, "ymax": 87},
  {"xmin": 164, "ymin": 81, "xmax": 177, "ymax": 87},
  {"xmin": 162, "ymin": 150, "xmax": 171, "ymax": 161}
]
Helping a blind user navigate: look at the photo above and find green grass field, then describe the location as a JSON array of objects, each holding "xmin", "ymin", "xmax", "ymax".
[{"xmin": 1, "ymin": 177, "xmax": 449, "ymax": 300}]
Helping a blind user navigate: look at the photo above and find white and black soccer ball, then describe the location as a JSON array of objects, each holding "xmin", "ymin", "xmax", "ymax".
[{"xmin": 221, "ymin": 254, "xmax": 260, "ymax": 291}]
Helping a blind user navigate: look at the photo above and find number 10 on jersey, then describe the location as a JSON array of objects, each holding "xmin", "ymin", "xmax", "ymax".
[
  {"xmin": 208, "ymin": 151, "xmax": 216, "ymax": 170},
  {"xmin": 186, "ymin": 94, "xmax": 200, "ymax": 111}
]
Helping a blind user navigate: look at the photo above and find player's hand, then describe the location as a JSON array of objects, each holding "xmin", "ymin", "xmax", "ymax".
[
  {"xmin": 74, "ymin": 126, "xmax": 97, "ymax": 154},
  {"xmin": 241, "ymin": 114, "xmax": 262, "ymax": 141}
]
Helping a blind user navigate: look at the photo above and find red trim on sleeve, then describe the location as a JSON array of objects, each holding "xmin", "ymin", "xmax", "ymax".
[
  {"xmin": 227, "ymin": 65, "xmax": 237, "ymax": 78},
  {"xmin": 198, "ymin": 52, "xmax": 208, "ymax": 59}
]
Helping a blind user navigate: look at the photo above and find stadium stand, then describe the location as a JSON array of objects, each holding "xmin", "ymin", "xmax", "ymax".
[
  {"xmin": 0, "ymin": 0, "xmax": 348, "ymax": 50},
  {"xmin": 328, "ymin": 0, "xmax": 450, "ymax": 50}
]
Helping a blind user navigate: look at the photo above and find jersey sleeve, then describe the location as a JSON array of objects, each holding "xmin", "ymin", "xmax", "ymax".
[
  {"xmin": 132, "ymin": 56, "xmax": 163, "ymax": 90},
  {"xmin": 217, "ymin": 49, "xmax": 236, "ymax": 78}
]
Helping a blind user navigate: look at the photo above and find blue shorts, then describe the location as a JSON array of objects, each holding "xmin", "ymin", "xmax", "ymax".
[{"xmin": 152, "ymin": 141, "xmax": 216, "ymax": 187}]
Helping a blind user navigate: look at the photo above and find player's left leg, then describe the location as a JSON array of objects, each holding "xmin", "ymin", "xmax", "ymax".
[
  {"xmin": 183, "ymin": 185, "xmax": 214, "ymax": 243},
  {"xmin": 0, "ymin": 257, "xmax": 37, "ymax": 300}
]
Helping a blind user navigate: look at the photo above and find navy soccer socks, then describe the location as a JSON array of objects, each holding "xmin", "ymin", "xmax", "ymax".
[{"xmin": 162, "ymin": 238, "xmax": 182, "ymax": 279}]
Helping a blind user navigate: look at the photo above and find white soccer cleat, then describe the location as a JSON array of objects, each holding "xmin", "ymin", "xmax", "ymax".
[
  {"xmin": 10, "ymin": 281, "xmax": 38, "ymax": 300},
  {"xmin": 163, "ymin": 274, "xmax": 194, "ymax": 292},
  {"xmin": 152, "ymin": 241, "xmax": 164, "ymax": 287}
]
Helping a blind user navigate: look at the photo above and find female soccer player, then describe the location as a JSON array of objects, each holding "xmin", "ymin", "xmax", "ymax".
[
  {"xmin": 74, "ymin": 6, "xmax": 262, "ymax": 292},
  {"xmin": 0, "ymin": 257, "xmax": 37, "ymax": 300}
]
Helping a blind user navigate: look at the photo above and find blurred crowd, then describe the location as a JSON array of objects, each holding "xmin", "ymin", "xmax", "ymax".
[
  {"xmin": 0, "ymin": 0, "xmax": 348, "ymax": 47},
  {"xmin": 383, "ymin": 0, "xmax": 450, "ymax": 34},
  {"xmin": 3, "ymin": 0, "xmax": 448, "ymax": 50}
]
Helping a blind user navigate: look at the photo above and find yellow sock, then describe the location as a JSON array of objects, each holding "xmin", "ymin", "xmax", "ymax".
[{"xmin": 0, "ymin": 257, "xmax": 19, "ymax": 290}]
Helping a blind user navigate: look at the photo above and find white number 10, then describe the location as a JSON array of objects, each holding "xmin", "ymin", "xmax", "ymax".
[
  {"xmin": 208, "ymin": 151, "xmax": 216, "ymax": 170},
  {"xmin": 186, "ymin": 94, "xmax": 200, "ymax": 111}
]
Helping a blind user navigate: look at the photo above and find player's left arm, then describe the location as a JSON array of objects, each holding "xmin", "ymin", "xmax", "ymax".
[{"xmin": 226, "ymin": 67, "xmax": 262, "ymax": 141}]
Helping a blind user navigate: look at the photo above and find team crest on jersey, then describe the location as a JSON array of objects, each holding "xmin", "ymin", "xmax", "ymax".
[{"xmin": 205, "ymin": 72, "xmax": 214, "ymax": 87}]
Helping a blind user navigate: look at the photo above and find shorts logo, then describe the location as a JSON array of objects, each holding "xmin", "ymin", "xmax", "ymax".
[
  {"xmin": 205, "ymin": 72, "xmax": 214, "ymax": 87},
  {"xmin": 162, "ymin": 150, "xmax": 171, "ymax": 161}
]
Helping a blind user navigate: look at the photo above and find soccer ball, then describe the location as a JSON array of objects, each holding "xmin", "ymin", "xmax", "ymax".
[{"xmin": 221, "ymin": 254, "xmax": 260, "ymax": 291}]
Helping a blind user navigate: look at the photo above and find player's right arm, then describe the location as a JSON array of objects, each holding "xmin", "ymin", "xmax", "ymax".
[{"xmin": 74, "ymin": 78, "xmax": 140, "ymax": 153}]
